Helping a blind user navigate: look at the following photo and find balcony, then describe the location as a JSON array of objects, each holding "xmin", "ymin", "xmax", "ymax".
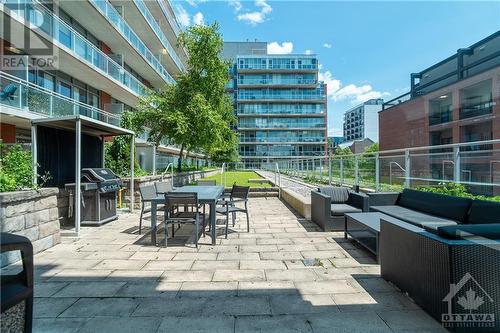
[
  {"xmin": 459, "ymin": 100, "xmax": 494, "ymax": 119},
  {"xmin": 237, "ymin": 78, "xmax": 318, "ymax": 88},
  {"xmin": 4, "ymin": 1, "xmax": 149, "ymax": 100},
  {"xmin": 131, "ymin": 0, "xmax": 185, "ymax": 72},
  {"xmin": 0, "ymin": 72, "xmax": 121, "ymax": 127},
  {"xmin": 88, "ymin": 0, "xmax": 176, "ymax": 85},
  {"xmin": 237, "ymin": 94, "xmax": 326, "ymax": 103}
]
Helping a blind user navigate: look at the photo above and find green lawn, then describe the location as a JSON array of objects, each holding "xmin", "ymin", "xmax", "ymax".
[{"xmin": 198, "ymin": 171, "xmax": 272, "ymax": 188}]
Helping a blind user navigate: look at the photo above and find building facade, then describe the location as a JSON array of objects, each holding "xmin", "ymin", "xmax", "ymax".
[
  {"xmin": 0, "ymin": 0, "xmax": 201, "ymax": 172},
  {"xmin": 343, "ymin": 98, "xmax": 382, "ymax": 143},
  {"xmin": 379, "ymin": 31, "xmax": 499, "ymax": 151},
  {"xmin": 379, "ymin": 31, "xmax": 499, "ymax": 195},
  {"xmin": 223, "ymin": 43, "xmax": 328, "ymax": 167}
]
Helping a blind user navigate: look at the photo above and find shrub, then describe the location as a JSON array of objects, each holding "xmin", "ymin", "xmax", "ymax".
[
  {"xmin": 0, "ymin": 144, "xmax": 33, "ymax": 192},
  {"xmin": 417, "ymin": 182, "xmax": 500, "ymax": 202}
]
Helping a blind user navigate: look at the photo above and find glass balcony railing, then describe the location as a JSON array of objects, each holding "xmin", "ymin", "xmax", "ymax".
[
  {"xmin": 237, "ymin": 104, "xmax": 325, "ymax": 115},
  {"xmin": 157, "ymin": 0, "xmax": 181, "ymax": 36},
  {"xmin": 5, "ymin": 1, "xmax": 149, "ymax": 97},
  {"xmin": 133, "ymin": 0, "xmax": 185, "ymax": 72},
  {"xmin": 239, "ymin": 137, "xmax": 326, "ymax": 143},
  {"xmin": 459, "ymin": 101, "xmax": 494, "ymax": 119},
  {"xmin": 89, "ymin": 0, "xmax": 176, "ymax": 85},
  {"xmin": 0, "ymin": 72, "xmax": 121, "ymax": 127},
  {"xmin": 238, "ymin": 93, "xmax": 326, "ymax": 101},
  {"xmin": 237, "ymin": 78, "xmax": 317, "ymax": 85},
  {"xmin": 429, "ymin": 110, "xmax": 453, "ymax": 125}
]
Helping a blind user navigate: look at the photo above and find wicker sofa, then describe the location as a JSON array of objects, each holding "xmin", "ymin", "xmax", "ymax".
[
  {"xmin": 380, "ymin": 219, "xmax": 500, "ymax": 332},
  {"xmin": 311, "ymin": 187, "xmax": 369, "ymax": 231},
  {"xmin": 375, "ymin": 189, "xmax": 500, "ymax": 332}
]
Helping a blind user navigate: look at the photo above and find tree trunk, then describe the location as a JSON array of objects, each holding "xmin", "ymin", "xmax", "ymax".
[{"xmin": 177, "ymin": 145, "xmax": 184, "ymax": 172}]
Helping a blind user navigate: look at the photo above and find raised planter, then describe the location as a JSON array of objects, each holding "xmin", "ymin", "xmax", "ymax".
[{"xmin": 1, "ymin": 188, "xmax": 62, "ymax": 266}]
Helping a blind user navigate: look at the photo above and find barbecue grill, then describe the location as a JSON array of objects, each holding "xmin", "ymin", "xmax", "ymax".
[{"xmin": 65, "ymin": 168, "xmax": 121, "ymax": 226}]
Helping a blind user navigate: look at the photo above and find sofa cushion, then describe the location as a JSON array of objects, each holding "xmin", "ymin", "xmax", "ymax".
[
  {"xmin": 436, "ymin": 224, "xmax": 500, "ymax": 240},
  {"xmin": 371, "ymin": 205, "xmax": 457, "ymax": 229},
  {"xmin": 320, "ymin": 187, "xmax": 349, "ymax": 203},
  {"xmin": 397, "ymin": 189, "xmax": 472, "ymax": 222},
  {"xmin": 331, "ymin": 204, "xmax": 361, "ymax": 216},
  {"xmin": 468, "ymin": 200, "xmax": 500, "ymax": 224}
]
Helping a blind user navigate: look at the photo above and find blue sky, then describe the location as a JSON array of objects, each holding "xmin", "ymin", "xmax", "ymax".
[{"xmin": 173, "ymin": 0, "xmax": 500, "ymax": 136}]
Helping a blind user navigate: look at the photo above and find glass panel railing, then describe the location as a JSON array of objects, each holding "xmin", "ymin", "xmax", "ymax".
[
  {"xmin": 89, "ymin": 0, "xmax": 176, "ymax": 84},
  {"xmin": 1, "ymin": 72, "xmax": 122, "ymax": 127},
  {"xmin": 238, "ymin": 78, "xmax": 317, "ymax": 85},
  {"xmin": 237, "ymin": 94, "xmax": 326, "ymax": 100},
  {"xmin": 133, "ymin": 0, "xmax": 185, "ymax": 72},
  {"xmin": 157, "ymin": 0, "xmax": 181, "ymax": 36},
  {"xmin": 5, "ymin": 1, "xmax": 150, "ymax": 96}
]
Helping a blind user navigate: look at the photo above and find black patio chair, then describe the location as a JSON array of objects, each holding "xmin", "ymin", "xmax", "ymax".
[
  {"xmin": 138, "ymin": 184, "xmax": 158, "ymax": 235},
  {"xmin": 163, "ymin": 192, "xmax": 202, "ymax": 248},
  {"xmin": 155, "ymin": 181, "xmax": 173, "ymax": 195},
  {"xmin": 216, "ymin": 184, "xmax": 250, "ymax": 239}
]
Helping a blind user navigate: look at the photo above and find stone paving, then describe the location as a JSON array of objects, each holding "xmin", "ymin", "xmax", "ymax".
[{"xmin": 7, "ymin": 197, "xmax": 446, "ymax": 332}]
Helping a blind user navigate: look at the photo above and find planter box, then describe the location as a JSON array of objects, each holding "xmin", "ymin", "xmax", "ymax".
[{"xmin": 1, "ymin": 188, "xmax": 61, "ymax": 266}]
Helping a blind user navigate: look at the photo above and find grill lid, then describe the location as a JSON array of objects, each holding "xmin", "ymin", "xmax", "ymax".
[{"xmin": 81, "ymin": 168, "xmax": 119, "ymax": 182}]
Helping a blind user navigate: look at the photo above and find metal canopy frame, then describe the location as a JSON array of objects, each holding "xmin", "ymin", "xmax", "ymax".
[{"xmin": 31, "ymin": 115, "xmax": 135, "ymax": 236}]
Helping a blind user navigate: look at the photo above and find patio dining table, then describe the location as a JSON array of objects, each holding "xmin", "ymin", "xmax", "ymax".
[{"xmin": 149, "ymin": 185, "xmax": 225, "ymax": 246}]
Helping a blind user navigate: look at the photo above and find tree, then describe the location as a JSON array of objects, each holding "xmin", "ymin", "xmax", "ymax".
[
  {"xmin": 105, "ymin": 112, "xmax": 146, "ymax": 177},
  {"xmin": 134, "ymin": 23, "xmax": 236, "ymax": 171}
]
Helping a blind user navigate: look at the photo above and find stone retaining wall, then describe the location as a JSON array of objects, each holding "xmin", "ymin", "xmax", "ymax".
[{"xmin": 1, "ymin": 188, "xmax": 61, "ymax": 265}]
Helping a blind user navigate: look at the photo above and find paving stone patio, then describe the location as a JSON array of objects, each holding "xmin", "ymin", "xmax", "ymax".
[{"xmin": 7, "ymin": 197, "xmax": 447, "ymax": 332}]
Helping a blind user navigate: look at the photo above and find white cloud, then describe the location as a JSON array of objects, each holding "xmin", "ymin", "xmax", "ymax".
[
  {"xmin": 228, "ymin": 0, "xmax": 242, "ymax": 12},
  {"xmin": 237, "ymin": 0, "xmax": 272, "ymax": 26},
  {"xmin": 193, "ymin": 12, "xmax": 204, "ymax": 25},
  {"xmin": 186, "ymin": 0, "xmax": 206, "ymax": 7},
  {"xmin": 175, "ymin": 5, "xmax": 190, "ymax": 27},
  {"xmin": 319, "ymin": 70, "xmax": 389, "ymax": 104},
  {"xmin": 304, "ymin": 49, "xmax": 312, "ymax": 55},
  {"xmin": 267, "ymin": 41, "xmax": 293, "ymax": 55},
  {"xmin": 323, "ymin": 43, "xmax": 332, "ymax": 49}
]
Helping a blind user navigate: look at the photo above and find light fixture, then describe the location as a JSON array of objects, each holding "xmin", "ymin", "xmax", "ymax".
[
  {"xmin": 439, "ymin": 95, "xmax": 448, "ymax": 99},
  {"xmin": 6, "ymin": 46, "xmax": 22, "ymax": 54},
  {"xmin": 161, "ymin": 49, "xmax": 168, "ymax": 55}
]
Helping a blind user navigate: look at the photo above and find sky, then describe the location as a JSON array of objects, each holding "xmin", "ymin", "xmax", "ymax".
[{"xmin": 172, "ymin": 0, "xmax": 500, "ymax": 136}]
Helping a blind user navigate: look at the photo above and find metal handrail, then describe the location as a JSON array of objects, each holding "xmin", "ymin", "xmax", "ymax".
[
  {"xmin": 220, "ymin": 163, "xmax": 226, "ymax": 187},
  {"xmin": 161, "ymin": 163, "xmax": 174, "ymax": 188},
  {"xmin": 389, "ymin": 162, "xmax": 406, "ymax": 185}
]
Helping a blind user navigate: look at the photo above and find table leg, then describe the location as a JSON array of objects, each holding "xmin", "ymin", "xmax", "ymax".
[
  {"xmin": 210, "ymin": 201, "xmax": 216, "ymax": 245},
  {"xmin": 344, "ymin": 216, "xmax": 348, "ymax": 239},
  {"xmin": 151, "ymin": 201, "xmax": 157, "ymax": 245}
]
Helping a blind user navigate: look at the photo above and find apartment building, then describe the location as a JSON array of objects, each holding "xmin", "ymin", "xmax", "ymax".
[
  {"xmin": 343, "ymin": 98, "xmax": 383, "ymax": 142},
  {"xmin": 0, "ymin": 0, "xmax": 199, "ymax": 172},
  {"xmin": 379, "ymin": 31, "xmax": 499, "ymax": 195},
  {"xmin": 223, "ymin": 42, "xmax": 328, "ymax": 167},
  {"xmin": 379, "ymin": 31, "xmax": 499, "ymax": 151}
]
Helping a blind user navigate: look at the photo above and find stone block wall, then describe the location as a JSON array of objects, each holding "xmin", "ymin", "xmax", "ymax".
[{"xmin": 1, "ymin": 188, "xmax": 61, "ymax": 265}]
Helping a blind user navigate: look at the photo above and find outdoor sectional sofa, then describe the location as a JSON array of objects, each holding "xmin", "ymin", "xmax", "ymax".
[
  {"xmin": 372, "ymin": 189, "xmax": 500, "ymax": 332},
  {"xmin": 311, "ymin": 187, "xmax": 369, "ymax": 231}
]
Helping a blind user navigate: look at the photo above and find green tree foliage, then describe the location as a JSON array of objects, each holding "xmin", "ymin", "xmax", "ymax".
[
  {"xmin": 0, "ymin": 144, "xmax": 33, "ymax": 192},
  {"xmin": 105, "ymin": 112, "xmax": 147, "ymax": 177},
  {"xmin": 134, "ymin": 23, "xmax": 237, "ymax": 171}
]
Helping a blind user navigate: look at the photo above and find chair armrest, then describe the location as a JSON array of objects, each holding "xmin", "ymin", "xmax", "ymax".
[
  {"xmin": 368, "ymin": 192, "xmax": 399, "ymax": 206},
  {"xmin": 311, "ymin": 191, "xmax": 330, "ymax": 229},
  {"xmin": 348, "ymin": 192, "xmax": 369, "ymax": 211},
  {"xmin": 0, "ymin": 233, "xmax": 33, "ymax": 288}
]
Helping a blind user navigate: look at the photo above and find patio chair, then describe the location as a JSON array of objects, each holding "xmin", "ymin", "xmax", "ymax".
[
  {"xmin": 138, "ymin": 184, "xmax": 158, "ymax": 235},
  {"xmin": 155, "ymin": 181, "xmax": 173, "ymax": 195},
  {"xmin": 216, "ymin": 185, "xmax": 250, "ymax": 239},
  {"xmin": 163, "ymin": 192, "xmax": 201, "ymax": 248}
]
